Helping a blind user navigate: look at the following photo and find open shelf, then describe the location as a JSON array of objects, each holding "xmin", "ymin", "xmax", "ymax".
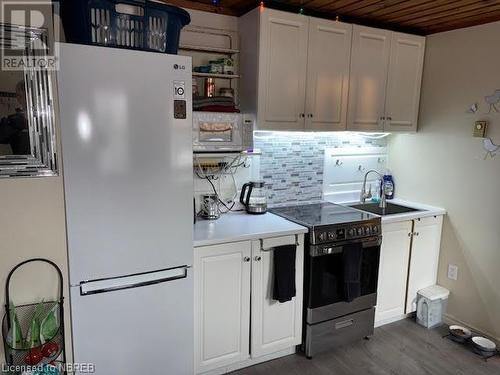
[
  {"xmin": 179, "ymin": 44, "xmax": 239, "ymax": 55},
  {"xmin": 192, "ymin": 72, "xmax": 240, "ymax": 79}
]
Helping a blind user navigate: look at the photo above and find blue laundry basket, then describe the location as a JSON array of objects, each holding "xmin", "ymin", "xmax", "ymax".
[{"xmin": 59, "ymin": 0, "xmax": 190, "ymax": 54}]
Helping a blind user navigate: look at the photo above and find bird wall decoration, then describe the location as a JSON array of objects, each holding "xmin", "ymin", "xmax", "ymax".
[
  {"xmin": 484, "ymin": 89, "xmax": 500, "ymax": 113},
  {"xmin": 483, "ymin": 138, "xmax": 499, "ymax": 159}
]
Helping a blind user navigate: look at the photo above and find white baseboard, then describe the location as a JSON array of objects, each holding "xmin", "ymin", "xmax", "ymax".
[
  {"xmin": 443, "ymin": 313, "xmax": 500, "ymax": 346},
  {"xmin": 198, "ymin": 347, "xmax": 296, "ymax": 375},
  {"xmin": 375, "ymin": 313, "xmax": 411, "ymax": 328}
]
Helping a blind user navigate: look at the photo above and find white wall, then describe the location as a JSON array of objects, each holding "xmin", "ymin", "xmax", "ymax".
[
  {"xmin": 0, "ymin": 177, "xmax": 72, "ymax": 365},
  {"xmin": 184, "ymin": 8, "xmax": 238, "ymax": 33},
  {"xmin": 388, "ymin": 21, "xmax": 500, "ymax": 341},
  {"xmin": 193, "ymin": 154, "xmax": 258, "ymax": 212}
]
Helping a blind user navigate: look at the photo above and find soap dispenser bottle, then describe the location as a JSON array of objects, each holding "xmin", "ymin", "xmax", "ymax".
[
  {"xmin": 371, "ymin": 180, "xmax": 381, "ymax": 203},
  {"xmin": 382, "ymin": 170, "xmax": 395, "ymax": 200}
]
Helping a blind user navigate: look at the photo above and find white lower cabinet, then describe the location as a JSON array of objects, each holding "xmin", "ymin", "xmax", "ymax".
[
  {"xmin": 406, "ymin": 215, "xmax": 444, "ymax": 313},
  {"xmin": 194, "ymin": 234, "xmax": 304, "ymax": 374},
  {"xmin": 375, "ymin": 221, "xmax": 412, "ymax": 325},
  {"xmin": 194, "ymin": 241, "xmax": 251, "ymax": 374},
  {"xmin": 251, "ymin": 236, "xmax": 304, "ymax": 357},
  {"xmin": 375, "ymin": 216, "xmax": 443, "ymax": 326}
]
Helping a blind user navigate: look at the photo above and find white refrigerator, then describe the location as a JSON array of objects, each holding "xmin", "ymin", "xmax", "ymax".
[{"xmin": 57, "ymin": 43, "xmax": 193, "ymax": 374}]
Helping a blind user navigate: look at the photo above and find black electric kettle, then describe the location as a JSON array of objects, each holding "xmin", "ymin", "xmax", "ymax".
[{"xmin": 239, "ymin": 181, "xmax": 268, "ymax": 214}]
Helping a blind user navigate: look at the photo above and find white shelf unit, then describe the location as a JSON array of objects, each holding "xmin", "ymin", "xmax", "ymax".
[
  {"xmin": 179, "ymin": 44, "xmax": 239, "ymax": 55},
  {"xmin": 192, "ymin": 72, "xmax": 240, "ymax": 79},
  {"xmin": 179, "ymin": 25, "xmax": 240, "ymax": 106}
]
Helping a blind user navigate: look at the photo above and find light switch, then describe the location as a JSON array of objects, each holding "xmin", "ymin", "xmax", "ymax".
[{"xmin": 473, "ymin": 121, "xmax": 488, "ymax": 138}]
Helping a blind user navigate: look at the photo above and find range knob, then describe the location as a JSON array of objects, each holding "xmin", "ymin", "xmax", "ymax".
[
  {"xmin": 348, "ymin": 228, "xmax": 356, "ymax": 238},
  {"xmin": 365, "ymin": 226, "xmax": 372, "ymax": 235},
  {"xmin": 318, "ymin": 232, "xmax": 327, "ymax": 242},
  {"xmin": 357, "ymin": 227, "xmax": 364, "ymax": 236},
  {"xmin": 372, "ymin": 225, "xmax": 379, "ymax": 234},
  {"xmin": 328, "ymin": 231, "xmax": 337, "ymax": 240}
]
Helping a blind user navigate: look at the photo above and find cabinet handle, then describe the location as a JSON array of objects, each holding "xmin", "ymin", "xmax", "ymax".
[
  {"xmin": 307, "ymin": 113, "xmax": 313, "ymax": 118},
  {"xmin": 243, "ymin": 257, "xmax": 251, "ymax": 262},
  {"xmin": 408, "ymin": 233, "xmax": 412, "ymax": 237},
  {"xmin": 254, "ymin": 256, "xmax": 262, "ymax": 262},
  {"xmin": 335, "ymin": 319, "xmax": 354, "ymax": 330},
  {"xmin": 415, "ymin": 232, "xmax": 419, "ymax": 236},
  {"xmin": 379, "ymin": 116, "xmax": 386, "ymax": 120},
  {"xmin": 300, "ymin": 113, "xmax": 305, "ymax": 118},
  {"xmin": 386, "ymin": 116, "xmax": 392, "ymax": 121}
]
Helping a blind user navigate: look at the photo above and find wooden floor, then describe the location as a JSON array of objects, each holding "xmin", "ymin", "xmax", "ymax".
[{"xmin": 232, "ymin": 319, "xmax": 500, "ymax": 375}]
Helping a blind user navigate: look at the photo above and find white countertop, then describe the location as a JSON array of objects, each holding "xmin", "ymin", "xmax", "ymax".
[
  {"xmin": 342, "ymin": 198, "xmax": 446, "ymax": 224},
  {"xmin": 193, "ymin": 199, "xmax": 445, "ymax": 247},
  {"xmin": 380, "ymin": 198, "xmax": 446, "ymax": 223},
  {"xmin": 194, "ymin": 211, "xmax": 308, "ymax": 247}
]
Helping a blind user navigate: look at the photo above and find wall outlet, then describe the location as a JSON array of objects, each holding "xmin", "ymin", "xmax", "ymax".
[{"xmin": 448, "ymin": 264, "xmax": 459, "ymax": 281}]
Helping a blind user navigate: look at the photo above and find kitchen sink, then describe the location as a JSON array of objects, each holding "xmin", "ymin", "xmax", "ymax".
[{"xmin": 350, "ymin": 202, "xmax": 422, "ymax": 216}]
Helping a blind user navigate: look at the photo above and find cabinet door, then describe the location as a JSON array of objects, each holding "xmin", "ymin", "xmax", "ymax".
[
  {"xmin": 194, "ymin": 242, "xmax": 251, "ymax": 373},
  {"xmin": 251, "ymin": 235, "xmax": 304, "ymax": 358},
  {"xmin": 257, "ymin": 9, "xmax": 309, "ymax": 130},
  {"xmin": 406, "ymin": 216, "xmax": 443, "ymax": 314},
  {"xmin": 385, "ymin": 33, "xmax": 425, "ymax": 132},
  {"xmin": 347, "ymin": 25, "xmax": 391, "ymax": 131},
  {"xmin": 376, "ymin": 221, "xmax": 412, "ymax": 326},
  {"xmin": 305, "ymin": 19, "xmax": 352, "ymax": 131}
]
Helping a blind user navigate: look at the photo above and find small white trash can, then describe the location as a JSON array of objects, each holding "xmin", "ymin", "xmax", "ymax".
[{"xmin": 416, "ymin": 285, "xmax": 450, "ymax": 329}]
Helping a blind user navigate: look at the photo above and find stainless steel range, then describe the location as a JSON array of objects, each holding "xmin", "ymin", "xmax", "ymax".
[{"xmin": 270, "ymin": 202, "xmax": 382, "ymax": 358}]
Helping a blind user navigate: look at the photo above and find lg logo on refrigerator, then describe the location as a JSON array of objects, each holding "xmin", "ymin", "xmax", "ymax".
[{"xmin": 173, "ymin": 64, "xmax": 186, "ymax": 70}]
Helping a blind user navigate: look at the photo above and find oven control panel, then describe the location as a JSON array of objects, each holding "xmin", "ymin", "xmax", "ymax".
[
  {"xmin": 346, "ymin": 224, "xmax": 381, "ymax": 239},
  {"xmin": 313, "ymin": 222, "xmax": 381, "ymax": 244},
  {"xmin": 316, "ymin": 228, "xmax": 346, "ymax": 243}
]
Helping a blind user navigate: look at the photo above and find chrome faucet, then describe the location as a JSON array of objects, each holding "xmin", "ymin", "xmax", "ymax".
[{"xmin": 360, "ymin": 170, "xmax": 387, "ymax": 209}]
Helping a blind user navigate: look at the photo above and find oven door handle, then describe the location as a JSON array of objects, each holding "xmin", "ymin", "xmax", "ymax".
[
  {"xmin": 361, "ymin": 238, "xmax": 382, "ymax": 248},
  {"xmin": 335, "ymin": 318, "xmax": 354, "ymax": 330},
  {"xmin": 335, "ymin": 237, "xmax": 381, "ymax": 248}
]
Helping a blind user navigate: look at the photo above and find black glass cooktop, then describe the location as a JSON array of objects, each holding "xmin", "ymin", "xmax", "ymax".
[{"xmin": 270, "ymin": 202, "xmax": 377, "ymax": 229}]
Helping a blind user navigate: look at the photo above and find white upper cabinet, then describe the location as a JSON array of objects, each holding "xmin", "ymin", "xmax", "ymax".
[
  {"xmin": 257, "ymin": 9, "xmax": 309, "ymax": 130},
  {"xmin": 347, "ymin": 25, "xmax": 391, "ymax": 132},
  {"xmin": 240, "ymin": 8, "xmax": 425, "ymax": 132},
  {"xmin": 305, "ymin": 19, "xmax": 352, "ymax": 131},
  {"xmin": 240, "ymin": 9, "xmax": 351, "ymax": 131},
  {"xmin": 385, "ymin": 32, "xmax": 426, "ymax": 132}
]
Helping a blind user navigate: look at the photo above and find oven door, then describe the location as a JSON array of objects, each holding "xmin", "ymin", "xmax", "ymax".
[{"xmin": 306, "ymin": 236, "xmax": 381, "ymax": 323}]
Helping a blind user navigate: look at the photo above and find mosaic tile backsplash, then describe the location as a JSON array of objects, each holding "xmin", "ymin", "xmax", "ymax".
[{"xmin": 253, "ymin": 131, "xmax": 387, "ymax": 205}]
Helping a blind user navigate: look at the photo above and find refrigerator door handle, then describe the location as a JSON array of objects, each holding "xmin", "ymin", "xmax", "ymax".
[{"xmin": 80, "ymin": 266, "xmax": 189, "ymax": 296}]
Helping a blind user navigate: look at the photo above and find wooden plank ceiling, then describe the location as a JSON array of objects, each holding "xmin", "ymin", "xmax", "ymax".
[{"xmin": 163, "ymin": 0, "xmax": 500, "ymax": 35}]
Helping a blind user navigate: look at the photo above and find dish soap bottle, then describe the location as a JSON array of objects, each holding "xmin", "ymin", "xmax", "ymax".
[
  {"xmin": 382, "ymin": 170, "xmax": 395, "ymax": 200},
  {"xmin": 371, "ymin": 180, "xmax": 382, "ymax": 203}
]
